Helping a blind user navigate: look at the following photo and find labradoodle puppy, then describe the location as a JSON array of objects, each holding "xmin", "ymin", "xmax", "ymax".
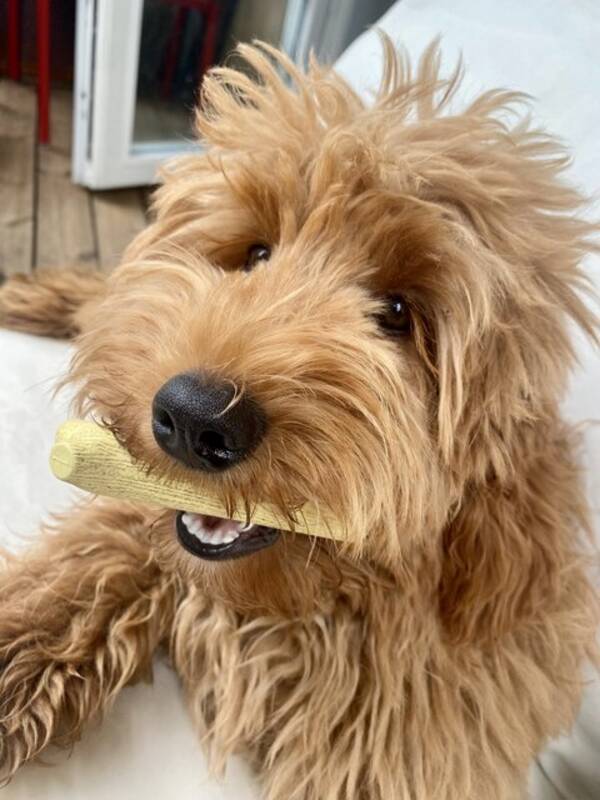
[{"xmin": 0, "ymin": 40, "xmax": 598, "ymax": 800}]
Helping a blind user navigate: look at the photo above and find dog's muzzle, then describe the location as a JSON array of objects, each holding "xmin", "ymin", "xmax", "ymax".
[{"xmin": 152, "ymin": 371, "xmax": 277, "ymax": 560}]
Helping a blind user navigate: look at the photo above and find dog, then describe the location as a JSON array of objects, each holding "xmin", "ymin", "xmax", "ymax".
[{"xmin": 0, "ymin": 39, "xmax": 598, "ymax": 799}]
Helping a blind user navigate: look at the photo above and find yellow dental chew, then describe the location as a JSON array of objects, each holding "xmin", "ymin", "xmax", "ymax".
[{"xmin": 49, "ymin": 420, "xmax": 344, "ymax": 540}]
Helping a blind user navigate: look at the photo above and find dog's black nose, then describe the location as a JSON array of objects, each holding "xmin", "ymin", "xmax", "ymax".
[{"xmin": 152, "ymin": 371, "xmax": 266, "ymax": 472}]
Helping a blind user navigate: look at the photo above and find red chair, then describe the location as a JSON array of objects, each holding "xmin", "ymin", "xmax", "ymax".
[{"xmin": 6, "ymin": 0, "xmax": 51, "ymax": 144}]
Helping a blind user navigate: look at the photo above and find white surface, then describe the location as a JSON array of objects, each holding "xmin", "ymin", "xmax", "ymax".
[
  {"xmin": 3, "ymin": 657, "xmax": 259, "ymax": 800},
  {"xmin": 1, "ymin": 2, "xmax": 599, "ymax": 796},
  {"xmin": 0, "ymin": 331, "xmax": 74, "ymax": 548}
]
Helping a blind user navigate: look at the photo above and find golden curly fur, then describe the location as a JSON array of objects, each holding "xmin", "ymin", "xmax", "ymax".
[{"xmin": 0, "ymin": 39, "xmax": 598, "ymax": 799}]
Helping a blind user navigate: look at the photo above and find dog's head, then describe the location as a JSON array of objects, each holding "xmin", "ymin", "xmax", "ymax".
[{"xmin": 69, "ymin": 41, "xmax": 596, "ymax": 613}]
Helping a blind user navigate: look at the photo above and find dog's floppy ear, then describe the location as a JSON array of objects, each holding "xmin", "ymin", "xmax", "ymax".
[
  {"xmin": 431, "ymin": 257, "xmax": 593, "ymax": 478},
  {"xmin": 429, "ymin": 188, "xmax": 597, "ymax": 483},
  {"xmin": 431, "ymin": 207, "xmax": 598, "ymax": 644},
  {"xmin": 437, "ymin": 429, "xmax": 597, "ymax": 645},
  {"xmin": 432, "ymin": 210, "xmax": 598, "ymax": 641}
]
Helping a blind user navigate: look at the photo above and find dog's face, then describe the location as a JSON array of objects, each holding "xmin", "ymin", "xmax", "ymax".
[{"xmin": 70, "ymin": 43, "xmax": 593, "ymax": 613}]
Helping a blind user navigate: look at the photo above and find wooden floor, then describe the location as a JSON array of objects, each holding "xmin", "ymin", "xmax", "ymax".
[{"xmin": 0, "ymin": 81, "xmax": 150, "ymax": 277}]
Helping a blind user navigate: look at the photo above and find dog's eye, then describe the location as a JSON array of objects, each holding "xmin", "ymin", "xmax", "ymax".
[
  {"xmin": 243, "ymin": 244, "xmax": 271, "ymax": 272},
  {"xmin": 377, "ymin": 295, "xmax": 411, "ymax": 335}
]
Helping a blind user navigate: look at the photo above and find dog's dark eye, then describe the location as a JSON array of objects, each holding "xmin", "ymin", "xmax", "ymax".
[
  {"xmin": 377, "ymin": 295, "xmax": 411, "ymax": 335},
  {"xmin": 243, "ymin": 244, "xmax": 271, "ymax": 272}
]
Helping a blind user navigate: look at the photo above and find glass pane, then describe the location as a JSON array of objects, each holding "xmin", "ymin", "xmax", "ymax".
[{"xmin": 132, "ymin": 0, "xmax": 289, "ymax": 148}]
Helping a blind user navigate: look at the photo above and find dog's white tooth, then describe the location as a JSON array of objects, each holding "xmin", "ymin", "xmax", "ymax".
[
  {"xmin": 182, "ymin": 513, "xmax": 202, "ymax": 534},
  {"xmin": 186, "ymin": 518, "xmax": 242, "ymax": 546}
]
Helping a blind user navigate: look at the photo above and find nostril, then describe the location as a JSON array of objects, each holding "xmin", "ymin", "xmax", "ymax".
[
  {"xmin": 192, "ymin": 429, "xmax": 233, "ymax": 470},
  {"xmin": 153, "ymin": 406, "xmax": 176, "ymax": 439},
  {"xmin": 196, "ymin": 429, "xmax": 228, "ymax": 454}
]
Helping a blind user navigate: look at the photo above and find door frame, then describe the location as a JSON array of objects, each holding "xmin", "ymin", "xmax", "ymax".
[
  {"xmin": 72, "ymin": 0, "xmax": 361, "ymax": 189},
  {"xmin": 73, "ymin": 0, "xmax": 190, "ymax": 189}
]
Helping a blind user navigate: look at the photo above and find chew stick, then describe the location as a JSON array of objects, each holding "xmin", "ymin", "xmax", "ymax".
[{"xmin": 49, "ymin": 420, "xmax": 344, "ymax": 540}]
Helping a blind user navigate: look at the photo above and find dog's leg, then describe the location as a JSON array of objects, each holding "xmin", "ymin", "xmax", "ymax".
[
  {"xmin": 0, "ymin": 269, "xmax": 106, "ymax": 338},
  {"xmin": 0, "ymin": 499, "xmax": 178, "ymax": 781}
]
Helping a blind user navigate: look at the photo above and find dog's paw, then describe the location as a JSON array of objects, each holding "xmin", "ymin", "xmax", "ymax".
[
  {"xmin": 0, "ymin": 626, "xmax": 69, "ymax": 780},
  {"xmin": 0, "ymin": 622, "xmax": 95, "ymax": 782}
]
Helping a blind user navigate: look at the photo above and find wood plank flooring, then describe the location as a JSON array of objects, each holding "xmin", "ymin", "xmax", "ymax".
[
  {"xmin": 0, "ymin": 82, "xmax": 36, "ymax": 277},
  {"xmin": 93, "ymin": 189, "xmax": 148, "ymax": 270},
  {"xmin": 0, "ymin": 81, "xmax": 150, "ymax": 277},
  {"xmin": 36, "ymin": 89, "xmax": 97, "ymax": 270}
]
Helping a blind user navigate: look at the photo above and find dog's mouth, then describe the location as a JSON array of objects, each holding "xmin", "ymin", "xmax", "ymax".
[{"xmin": 175, "ymin": 511, "xmax": 281, "ymax": 560}]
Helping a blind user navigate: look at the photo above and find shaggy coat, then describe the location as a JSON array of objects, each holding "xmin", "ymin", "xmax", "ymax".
[{"xmin": 0, "ymin": 40, "xmax": 598, "ymax": 800}]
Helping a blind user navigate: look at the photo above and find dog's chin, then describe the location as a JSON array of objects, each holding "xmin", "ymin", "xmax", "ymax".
[
  {"xmin": 167, "ymin": 509, "xmax": 343, "ymax": 617},
  {"xmin": 175, "ymin": 510, "xmax": 281, "ymax": 561}
]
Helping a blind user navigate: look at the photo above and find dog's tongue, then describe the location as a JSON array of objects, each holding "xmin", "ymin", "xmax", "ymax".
[{"xmin": 180, "ymin": 511, "xmax": 254, "ymax": 545}]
